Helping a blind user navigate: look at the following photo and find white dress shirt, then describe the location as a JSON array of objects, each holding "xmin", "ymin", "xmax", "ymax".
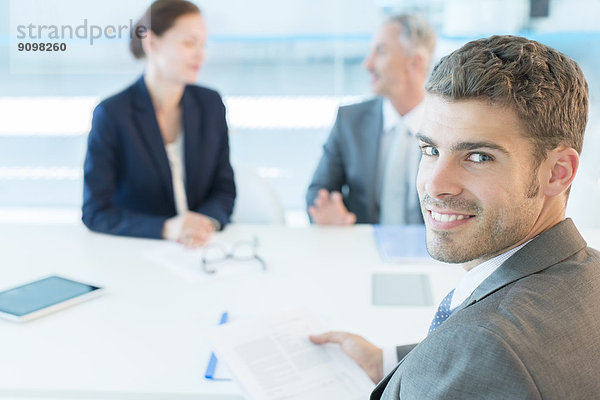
[
  {"xmin": 163, "ymin": 133, "xmax": 188, "ymax": 240},
  {"xmin": 382, "ymin": 241, "xmax": 530, "ymax": 375},
  {"xmin": 165, "ymin": 132, "xmax": 188, "ymax": 215}
]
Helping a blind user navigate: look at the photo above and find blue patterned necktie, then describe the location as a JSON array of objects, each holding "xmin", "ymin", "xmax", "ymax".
[{"xmin": 428, "ymin": 289, "xmax": 455, "ymax": 335}]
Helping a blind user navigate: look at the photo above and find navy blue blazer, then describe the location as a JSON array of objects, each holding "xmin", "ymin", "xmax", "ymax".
[{"xmin": 82, "ymin": 76, "xmax": 236, "ymax": 239}]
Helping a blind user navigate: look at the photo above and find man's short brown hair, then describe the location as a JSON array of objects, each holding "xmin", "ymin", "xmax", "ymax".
[{"xmin": 425, "ymin": 35, "xmax": 588, "ymax": 164}]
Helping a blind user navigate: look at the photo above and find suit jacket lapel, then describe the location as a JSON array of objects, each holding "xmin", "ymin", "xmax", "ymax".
[
  {"xmin": 131, "ymin": 76, "xmax": 173, "ymax": 200},
  {"xmin": 181, "ymin": 87, "xmax": 202, "ymax": 208},
  {"xmin": 458, "ymin": 218, "xmax": 587, "ymax": 311},
  {"xmin": 362, "ymin": 97, "xmax": 384, "ymax": 222}
]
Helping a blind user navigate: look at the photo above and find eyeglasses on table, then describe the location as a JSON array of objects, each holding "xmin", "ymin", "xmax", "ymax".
[{"xmin": 201, "ymin": 236, "xmax": 266, "ymax": 274}]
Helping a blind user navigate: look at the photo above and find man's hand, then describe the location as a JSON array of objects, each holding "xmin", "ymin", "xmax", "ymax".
[
  {"xmin": 163, "ymin": 212, "xmax": 215, "ymax": 248},
  {"xmin": 308, "ymin": 189, "xmax": 357, "ymax": 226},
  {"xmin": 310, "ymin": 331, "xmax": 383, "ymax": 383}
]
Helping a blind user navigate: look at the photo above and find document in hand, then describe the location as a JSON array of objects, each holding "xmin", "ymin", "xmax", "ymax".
[
  {"xmin": 206, "ymin": 309, "xmax": 375, "ymax": 400},
  {"xmin": 373, "ymin": 224, "xmax": 431, "ymax": 262}
]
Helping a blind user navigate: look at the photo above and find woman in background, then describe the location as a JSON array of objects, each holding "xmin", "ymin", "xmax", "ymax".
[{"xmin": 82, "ymin": 0, "xmax": 235, "ymax": 248}]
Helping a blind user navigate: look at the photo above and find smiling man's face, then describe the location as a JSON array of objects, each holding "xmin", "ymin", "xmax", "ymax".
[{"xmin": 416, "ymin": 95, "xmax": 545, "ymax": 266}]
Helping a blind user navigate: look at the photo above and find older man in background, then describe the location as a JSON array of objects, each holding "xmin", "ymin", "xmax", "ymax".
[{"xmin": 306, "ymin": 14, "xmax": 436, "ymax": 225}]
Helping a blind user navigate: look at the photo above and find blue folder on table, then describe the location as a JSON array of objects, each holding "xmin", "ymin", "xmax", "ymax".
[
  {"xmin": 204, "ymin": 311, "xmax": 232, "ymax": 381},
  {"xmin": 373, "ymin": 225, "xmax": 431, "ymax": 262}
]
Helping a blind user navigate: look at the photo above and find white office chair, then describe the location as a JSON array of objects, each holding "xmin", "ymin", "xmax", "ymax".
[
  {"xmin": 230, "ymin": 164, "xmax": 286, "ymax": 225},
  {"xmin": 566, "ymin": 115, "xmax": 600, "ymax": 229},
  {"xmin": 566, "ymin": 162, "xmax": 600, "ymax": 229}
]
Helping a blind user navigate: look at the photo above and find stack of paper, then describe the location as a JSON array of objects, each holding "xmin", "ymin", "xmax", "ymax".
[{"xmin": 207, "ymin": 309, "xmax": 375, "ymax": 400}]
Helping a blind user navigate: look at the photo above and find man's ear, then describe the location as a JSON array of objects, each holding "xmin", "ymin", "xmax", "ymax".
[
  {"xmin": 409, "ymin": 51, "xmax": 426, "ymax": 75},
  {"xmin": 543, "ymin": 147, "xmax": 579, "ymax": 197}
]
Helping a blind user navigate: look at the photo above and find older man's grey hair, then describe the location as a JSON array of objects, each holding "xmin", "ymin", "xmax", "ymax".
[{"xmin": 388, "ymin": 14, "xmax": 436, "ymax": 67}]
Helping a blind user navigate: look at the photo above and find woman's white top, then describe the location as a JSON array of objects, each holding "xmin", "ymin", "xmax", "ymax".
[{"xmin": 164, "ymin": 132, "xmax": 188, "ymax": 216}]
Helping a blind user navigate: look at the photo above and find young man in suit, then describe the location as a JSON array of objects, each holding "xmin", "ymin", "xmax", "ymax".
[
  {"xmin": 306, "ymin": 14, "xmax": 436, "ymax": 225},
  {"xmin": 311, "ymin": 35, "xmax": 600, "ymax": 398}
]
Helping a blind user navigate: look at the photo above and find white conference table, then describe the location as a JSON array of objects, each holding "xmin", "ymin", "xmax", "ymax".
[{"xmin": 3, "ymin": 222, "xmax": 595, "ymax": 399}]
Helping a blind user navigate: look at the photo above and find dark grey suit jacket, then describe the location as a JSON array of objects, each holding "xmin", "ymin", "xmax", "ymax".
[
  {"xmin": 306, "ymin": 98, "xmax": 422, "ymax": 225},
  {"xmin": 372, "ymin": 218, "xmax": 600, "ymax": 399}
]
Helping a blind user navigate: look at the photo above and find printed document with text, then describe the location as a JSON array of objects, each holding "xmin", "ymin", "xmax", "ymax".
[{"xmin": 207, "ymin": 309, "xmax": 375, "ymax": 400}]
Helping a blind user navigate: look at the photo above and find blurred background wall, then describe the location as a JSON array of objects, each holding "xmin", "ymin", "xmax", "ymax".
[{"xmin": 0, "ymin": 0, "xmax": 598, "ymax": 227}]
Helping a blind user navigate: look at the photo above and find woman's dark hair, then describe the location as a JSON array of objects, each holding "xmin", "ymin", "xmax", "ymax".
[{"xmin": 130, "ymin": 0, "xmax": 201, "ymax": 59}]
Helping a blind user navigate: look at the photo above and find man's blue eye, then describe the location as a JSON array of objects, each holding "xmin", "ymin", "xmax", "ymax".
[
  {"xmin": 467, "ymin": 153, "xmax": 493, "ymax": 163},
  {"xmin": 422, "ymin": 146, "xmax": 439, "ymax": 156}
]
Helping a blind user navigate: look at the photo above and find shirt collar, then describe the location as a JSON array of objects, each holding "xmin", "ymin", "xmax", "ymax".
[
  {"xmin": 449, "ymin": 240, "xmax": 531, "ymax": 310},
  {"xmin": 382, "ymin": 98, "xmax": 425, "ymax": 135}
]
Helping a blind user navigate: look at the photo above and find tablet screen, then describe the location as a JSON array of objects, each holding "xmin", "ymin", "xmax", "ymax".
[{"xmin": 0, "ymin": 276, "xmax": 101, "ymax": 317}]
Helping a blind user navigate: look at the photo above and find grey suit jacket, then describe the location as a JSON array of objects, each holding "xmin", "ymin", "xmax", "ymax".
[
  {"xmin": 372, "ymin": 218, "xmax": 600, "ymax": 399},
  {"xmin": 306, "ymin": 98, "xmax": 423, "ymax": 224}
]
